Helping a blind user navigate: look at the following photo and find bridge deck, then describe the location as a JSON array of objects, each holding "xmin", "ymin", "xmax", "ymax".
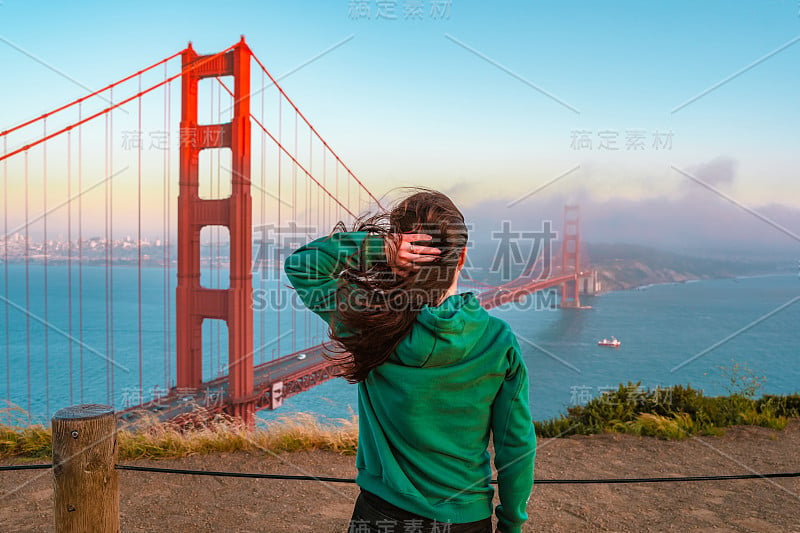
[
  {"xmin": 119, "ymin": 273, "xmax": 583, "ymax": 423},
  {"xmin": 119, "ymin": 344, "xmax": 337, "ymax": 424}
]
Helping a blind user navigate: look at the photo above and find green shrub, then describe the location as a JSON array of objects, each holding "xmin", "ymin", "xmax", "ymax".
[
  {"xmin": 757, "ymin": 394, "xmax": 800, "ymax": 418},
  {"xmin": 534, "ymin": 382, "xmax": 794, "ymax": 440}
]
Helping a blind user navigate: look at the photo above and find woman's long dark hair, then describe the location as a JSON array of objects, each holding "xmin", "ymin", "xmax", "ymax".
[{"xmin": 327, "ymin": 189, "xmax": 468, "ymax": 382}]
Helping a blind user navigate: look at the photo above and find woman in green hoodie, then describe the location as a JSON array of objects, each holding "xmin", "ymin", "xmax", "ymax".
[{"xmin": 284, "ymin": 190, "xmax": 535, "ymax": 533}]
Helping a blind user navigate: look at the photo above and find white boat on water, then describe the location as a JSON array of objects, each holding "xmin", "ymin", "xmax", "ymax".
[{"xmin": 598, "ymin": 336, "xmax": 621, "ymax": 348}]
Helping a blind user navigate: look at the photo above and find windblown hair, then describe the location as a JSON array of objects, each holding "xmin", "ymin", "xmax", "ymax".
[{"xmin": 328, "ymin": 189, "xmax": 468, "ymax": 383}]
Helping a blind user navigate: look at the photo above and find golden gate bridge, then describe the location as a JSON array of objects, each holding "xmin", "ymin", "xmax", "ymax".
[{"xmin": 0, "ymin": 38, "xmax": 592, "ymax": 427}]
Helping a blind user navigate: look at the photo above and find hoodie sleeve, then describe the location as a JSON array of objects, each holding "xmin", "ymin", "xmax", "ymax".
[
  {"xmin": 491, "ymin": 336, "xmax": 536, "ymax": 533},
  {"xmin": 283, "ymin": 231, "xmax": 385, "ymax": 324}
]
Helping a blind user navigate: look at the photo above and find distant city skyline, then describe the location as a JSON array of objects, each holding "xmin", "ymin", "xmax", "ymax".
[{"xmin": 1, "ymin": 1, "xmax": 798, "ymax": 253}]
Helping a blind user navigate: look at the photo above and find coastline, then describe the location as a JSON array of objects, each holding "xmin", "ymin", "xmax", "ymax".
[{"xmin": 595, "ymin": 269, "xmax": 794, "ymax": 295}]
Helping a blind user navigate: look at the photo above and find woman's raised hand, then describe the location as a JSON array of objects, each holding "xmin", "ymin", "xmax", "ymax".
[{"xmin": 385, "ymin": 233, "xmax": 441, "ymax": 277}]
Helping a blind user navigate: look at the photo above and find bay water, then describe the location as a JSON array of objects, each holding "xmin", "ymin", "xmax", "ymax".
[
  {"xmin": 0, "ymin": 264, "xmax": 797, "ymax": 424},
  {"xmin": 264, "ymin": 273, "xmax": 800, "ymax": 423}
]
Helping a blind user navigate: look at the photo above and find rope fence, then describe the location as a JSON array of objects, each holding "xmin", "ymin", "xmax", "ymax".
[
  {"xmin": 3, "ymin": 462, "xmax": 799, "ymax": 485},
  {"xmin": 4, "ymin": 403, "xmax": 798, "ymax": 532}
]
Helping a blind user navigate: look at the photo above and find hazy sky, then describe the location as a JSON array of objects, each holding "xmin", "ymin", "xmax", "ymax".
[{"xmin": 1, "ymin": 1, "xmax": 798, "ymax": 252}]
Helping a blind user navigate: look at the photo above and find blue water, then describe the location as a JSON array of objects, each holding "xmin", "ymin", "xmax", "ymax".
[
  {"xmin": 0, "ymin": 263, "xmax": 326, "ymax": 424},
  {"xmin": 0, "ymin": 263, "xmax": 798, "ymax": 424},
  {"xmin": 262, "ymin": 274, "xmax": 800, "ymax": 423}
]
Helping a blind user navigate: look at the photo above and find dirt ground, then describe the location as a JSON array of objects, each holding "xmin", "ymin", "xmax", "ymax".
[{"xmin": 2, "ymin": 421, "xmax": 799, "ymax": 532}]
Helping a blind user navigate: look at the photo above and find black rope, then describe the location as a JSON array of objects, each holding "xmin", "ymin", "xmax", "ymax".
[
  {"xmin": 116, "ymin": 464, "xmax": 357, "ymax": 483},
  {"xmin": 114, "ymin": 465, "xmax": 800, "ymax": 485},
  {"xmin": 534, "ymin": 472, "xmax": 800, "ymax": 484},
  {"xmin": 0, "ymin": 463, "xmax": 52, "ymax": 471},
  {"xmin": 4, "ymin": 463, "xmax": 800, "ymax": 485}
]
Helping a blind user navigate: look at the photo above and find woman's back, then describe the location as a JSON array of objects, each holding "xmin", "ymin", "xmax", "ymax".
[{"xmin": 284, "ymin": 190, "xmax": 535, "ymax": 533}]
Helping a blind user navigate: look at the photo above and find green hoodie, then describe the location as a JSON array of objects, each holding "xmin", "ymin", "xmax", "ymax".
[{"xmin": 284, "ymin": 231, "xmax": 536, "ymax": 533}]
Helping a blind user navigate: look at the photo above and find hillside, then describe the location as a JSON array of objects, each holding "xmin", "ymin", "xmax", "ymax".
[{"xmin": 586, "ymin": 243, "xmax": 784, "ymax": 291}]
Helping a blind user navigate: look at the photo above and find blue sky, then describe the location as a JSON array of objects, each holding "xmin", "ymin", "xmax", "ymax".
[{"xmin": 1, "ymin": 0, "xmax": 798, "ymax": 250}]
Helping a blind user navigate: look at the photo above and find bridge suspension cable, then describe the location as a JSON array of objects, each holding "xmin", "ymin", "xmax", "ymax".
[
  {"xmin": 249, "ymin": 51, "xmax": 383, "ymax": 213},
  {"xmin": 0, "ymin": 46, "xmax": 237, "ymax": 164},
  {"xmin": 0, "ymin": 51, "xmax": 183, "ymax": 139},
  {"xmin": 28, "ymin": 38, "xmax": 367, "ymax": 422},
  {"xmin": 1, "ymin": 37, "xmax": 574, "ymax": 427}
]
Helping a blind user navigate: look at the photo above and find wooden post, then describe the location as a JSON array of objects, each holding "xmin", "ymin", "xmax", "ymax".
[{"xmin": 52, "ymin": 404, "xmax": 119, "ymax": 533}]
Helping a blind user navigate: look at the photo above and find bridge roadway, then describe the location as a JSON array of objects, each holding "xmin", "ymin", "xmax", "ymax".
[
  {"xmin": 476, "ymin": 273, "xmax": 579, "ymax": 308},
  {"xmin": 119, "ymin": 344, "xmax": 334, "ymax": 424},
  {"xmin": 119, "ymin": 274, "xmax": 580, "ymax": 423}
]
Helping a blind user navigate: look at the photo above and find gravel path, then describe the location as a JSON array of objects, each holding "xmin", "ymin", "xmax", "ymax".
[{"xmin": 2, "ymin": 421, "xmax": 799, "ymax": 532}]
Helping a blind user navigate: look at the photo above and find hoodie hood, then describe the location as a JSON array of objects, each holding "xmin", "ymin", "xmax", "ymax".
[{"xmin": 392, "ymin": 292, "xmax": 489, "ymax": 367}]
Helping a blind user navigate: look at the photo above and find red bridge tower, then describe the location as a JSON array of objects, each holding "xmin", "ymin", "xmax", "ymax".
[
  {"xmin": 176, "ymin": 39, "xmax": 255, "ymax": 422},
  {"xmin": 560, "ymin": 205, "xmax": 581, "ymax": 308}
]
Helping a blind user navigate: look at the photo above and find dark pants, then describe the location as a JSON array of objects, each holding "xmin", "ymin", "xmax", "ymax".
[{"xmin": 348, "ymin": 489, "xmax": 493, "ymax": 533}]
